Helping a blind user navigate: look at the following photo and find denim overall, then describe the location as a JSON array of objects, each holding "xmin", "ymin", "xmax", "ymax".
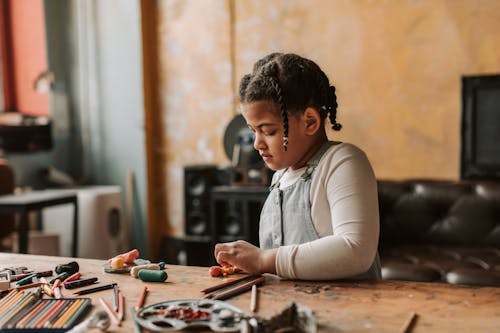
[{"xmin": 259, "ymin": 142, "xmax": 381, "ymax": 280}]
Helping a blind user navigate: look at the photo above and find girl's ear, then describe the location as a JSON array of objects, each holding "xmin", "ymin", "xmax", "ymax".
[{"xmin": 303, "ymin": 107, "xmax": 322, "ymax": 135}]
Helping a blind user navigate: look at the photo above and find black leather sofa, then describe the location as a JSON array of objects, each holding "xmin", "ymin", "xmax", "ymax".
[{"xmin": 377, "ymin": 179, "xmax": 500, "ymax": 287}]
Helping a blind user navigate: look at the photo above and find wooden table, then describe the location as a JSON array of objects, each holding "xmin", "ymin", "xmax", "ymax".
[{"xmin": 1, "ymin": 253, "xmax": 499, "ymax": 332}]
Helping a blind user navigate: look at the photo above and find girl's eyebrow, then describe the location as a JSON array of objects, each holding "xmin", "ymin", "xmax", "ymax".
[{"xmin": 248, "ymin": 122, "xmax": 278, "ymax": 129}]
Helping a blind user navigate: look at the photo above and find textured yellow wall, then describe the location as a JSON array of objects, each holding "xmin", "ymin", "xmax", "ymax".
[{"xmin": 158, "ymin": 0, "xmax": 500, "ymax": 236}]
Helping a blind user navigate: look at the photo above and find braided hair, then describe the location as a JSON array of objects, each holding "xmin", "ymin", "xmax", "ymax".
[{"xmin": 238, "ymin": 53, "xmax": 341, "ymax": 151}]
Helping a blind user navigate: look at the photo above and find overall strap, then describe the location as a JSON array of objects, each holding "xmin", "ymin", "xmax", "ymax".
[{"xmin": 301, "ymin": 141, "xmax": 338, "ymax": 180}]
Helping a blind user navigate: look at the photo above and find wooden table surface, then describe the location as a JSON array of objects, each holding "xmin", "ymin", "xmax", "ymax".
[{"xmin": 1, "ymin": 253, "xmax": 499, "ymax": 332}]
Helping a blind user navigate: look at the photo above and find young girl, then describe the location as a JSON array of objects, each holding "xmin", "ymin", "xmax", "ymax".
[{"xmin": 214, "ymin": 53, "xmax": 381, "ymax": 280}]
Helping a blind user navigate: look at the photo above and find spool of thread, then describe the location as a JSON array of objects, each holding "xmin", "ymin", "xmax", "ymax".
[
  {"xmin": 55, "ymin": 261, "xmax": 79, "ymax": 275},
  {"xmin": 138, "ymin": 269, "xmax": 168, "ymax": 282},
  {"xmin": 130, "ymin": 264, "xmax": 160, "ymax": 278}
]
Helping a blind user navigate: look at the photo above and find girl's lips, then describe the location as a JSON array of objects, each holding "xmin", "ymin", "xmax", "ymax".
[{"xmin": 261, "ymin": 154, "xmax": 272, "ymax": 162}]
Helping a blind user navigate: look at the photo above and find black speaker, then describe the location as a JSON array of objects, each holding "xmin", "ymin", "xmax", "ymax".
[
  {"xmin": 184, "ymin": 236, "xmax": 217, "ymax": 267},
  {"xmin": 159, "ymin": 235, "xmax": 217, "ymax": 267},
  {"xmin": 210, "ymin": 186, "xmax": 268, "ymax": 245},
  {"xmin": 184, "ymin": 165, "xmax": 230, "ymax": 237}
]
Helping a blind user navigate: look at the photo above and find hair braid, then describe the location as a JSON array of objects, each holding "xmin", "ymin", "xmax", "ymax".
[
  {"xmin": 272, "ymin": 79, "xmax": 288, "ymax": 151},
  {"xmin": 328, "ymin": 86, "xmax": 342, "ymax": 131}
]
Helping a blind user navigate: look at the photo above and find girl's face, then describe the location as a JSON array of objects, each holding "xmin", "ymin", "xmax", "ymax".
[{"xmin": 241, "ymin": 100, "xmax": 318, "ymax": 171}]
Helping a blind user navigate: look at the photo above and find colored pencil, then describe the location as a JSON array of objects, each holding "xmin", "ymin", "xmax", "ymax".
[
  {"xmin": 14, "ymin": 299, "xmax": 46, "ymax": 328},
  {"xmin": 118, "ymin": 290, "xmax": 125, "ymax": 322},
  {"xmin": 0, "ymin": 292, "xmax": 36, "ymax": 326},
  {"xmin": 202, "ymin": 275, "xmax": 261, "ymax": 297},
  {"xmin": 400, "ymin": 312, "xmax": 418, "ymax": 333},
  {"xmin": 203, "ymin": 275, "xmax": 265, "ymax": 300},
  {"xmin": 53, "ymin": 299, "xmax": 83, "ymax": 328},
  {"xmin": 63, "ymin": 299, "xmax": 91, "ymax": 329},
  {"xmin": 11, "ymin": 270, "xmax": 53, "ymax": 282},
  {"xmin": 53, "ymin": 286, "xmax": 63, "ymax": 299},
  {"xmin": 12, "ymin": 281, "xmax": 44, "ymax": 291},
  {"xmin": 30, "ymin": 300, "xmax": 60, "ymax": 328},
  {"xmin": 213, "ymin": 276, "xmax": 265, "ymax": 300},
  {"xmin": 201, "ymin": 274, "xmax": 258, "ymax": 293},
  {"xmin": 250, "ymin": 284, "xmax": 258, "ymax": 312},
  {"xmin": 0, "ymin": 291, "xmax": 27, "ymax": 322},
  {"xmin": 0, "ymin": 290, "xmax": 21, "ymax": 313},
  {"xmin": 74, "ymin": 282, "xmax": 116, "ymax": 295},
  {"xmin": 43, "ymin": 299, "xmax": 74, "ymax": 328},
  {"xmin": 113, "ymin": 283, "xmax": 119, "ymax": 311},
  {"xmin": 100, "ymin": 297, "xmax": 121, "ymax": 326},
  {"xmin": 136, "ymin": 286, "xmax": 148, "ymax": 310}
]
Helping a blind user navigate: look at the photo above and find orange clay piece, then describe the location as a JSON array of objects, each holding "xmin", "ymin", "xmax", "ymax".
[
  {"xmin": 209, "ymin": 265, "xmax": 242, "ymax": 277},
  {"xmin": 108, "ymin": 249, "xmax": 140, "ymax": 266}
]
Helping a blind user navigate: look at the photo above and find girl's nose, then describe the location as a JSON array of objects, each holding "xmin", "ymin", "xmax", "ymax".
[{"xmin": 253, "ymin": 133, "xmax": 265, "ymax": 150}]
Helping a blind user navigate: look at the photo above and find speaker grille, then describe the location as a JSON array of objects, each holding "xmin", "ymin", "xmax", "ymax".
[{"xmin": 184, "ymin": 165, "xmax": 230, "ymax": 237}]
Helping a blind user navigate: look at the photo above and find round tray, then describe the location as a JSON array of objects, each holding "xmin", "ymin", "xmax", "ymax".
[{"xmin": 134, "ymin": 299, "xmax": 243, "ymax": 332}]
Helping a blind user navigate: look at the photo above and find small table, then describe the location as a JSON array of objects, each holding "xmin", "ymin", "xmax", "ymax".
[{"xmin": 0, "ymin": 190, "xmax": 78, "ymax": 256}]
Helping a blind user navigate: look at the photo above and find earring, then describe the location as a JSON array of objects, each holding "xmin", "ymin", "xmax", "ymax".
[{"xmin": 283, "ymin": 136, "xmax": 288, "ymax": 152}]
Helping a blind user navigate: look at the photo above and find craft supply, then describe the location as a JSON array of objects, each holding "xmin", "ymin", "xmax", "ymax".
[
  {"xmin": 201, "ymin": 274, "xmax": 255, "ymax": 293},
  {"xmin": 117, "ymin": 291, "xmax": 125, "ymax": 322},
  {"xmin": 55, "ymin": 261, "xmax": 79, "ymax": 275},
  {"xmin": 135, "ymin": 286, "xmax": 148, "ymax": 311},
  {"xmin": 74, "ymin": 283, "xmax": 117, "ymax": 295},
  {"xmin": 113, "ymin": 284, "xmax": 119, "ymax": 311},
  {"xmin": 400, "ymin": 312, "xmax": 418, "ymax": 333},
  {"xmin": 203, "ymin": 275, "xmax": 265, "ymax": 300},
  {"xmin": 64, "ymin": 277, "xmax": 98, "ymax": 289},
  {"xmin": 42, "ymin": 283, "xmax": 54, "ymax": 297},
  {"xmin": 0, "ymin": 291, "xmax": 38, "ymax": 327},
  {"xmin": 12, "ymin": 281, "xmax": 44, "ymax": 291},
  {"xmin": 50, "ymin": 272, "xmax": 69, "ymax": 284},
  {"xmin": 52, "ymin": 279, "xmax": 61, "ymax": 289},
  {"xmin": 53, "ymin": 286, "xmax": 62, "ymax": 299},
  {"xmin": 99, "ymin": 297, "xmax": 121, "ymax": 326},
  {"xmin": 250, "ymin": 284, "xmax": 258, "ymax": 312},
  {"xmin": 130, "ymin": 263, "xmax": 161, "ymax": 278},
  {"xmin": 63, "ymin": 272, "xmax": 82, "ymax": 284},
  {"xmin": 0, "ymin": 271, "xmax": 10, "ymax": 291},
  {"xmin": 138, "ymin": 269, "xmax": 167, "ymax": 282},
  {"xmin": 16, "ymin": 273, "xmax": 38, "ymax": 286},
  {"xmin": 10, "ymin": 270, "xmax": 52, "ymax": 282}
]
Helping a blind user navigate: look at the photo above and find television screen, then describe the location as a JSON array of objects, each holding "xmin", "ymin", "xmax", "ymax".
[{"xmin": 461, "ymin": 74, "xmax": 500, "ymax": 179}]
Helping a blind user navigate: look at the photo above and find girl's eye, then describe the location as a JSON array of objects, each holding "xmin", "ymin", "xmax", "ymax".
[{"xmin": 263, "ymin": 131, "xmax": 276, "ymax": 137}]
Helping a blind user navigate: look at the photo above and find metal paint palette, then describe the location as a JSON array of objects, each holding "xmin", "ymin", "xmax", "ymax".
[{"xmin": 134, "ymin": 299, "xmax": 243, "ymax": 332}]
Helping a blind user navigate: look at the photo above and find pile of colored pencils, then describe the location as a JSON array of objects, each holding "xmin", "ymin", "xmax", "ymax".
[
  {"xmin": 0, "ymin": 289, "xmax": 90, "ymax": 330},
  {"xmin": 201, "ymin": 275, "xmax": 265, "ymax": 300}
]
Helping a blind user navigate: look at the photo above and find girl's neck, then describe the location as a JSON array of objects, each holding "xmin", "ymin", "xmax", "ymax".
[{"xmin": 289, "ymin": 134, "xmax": 328, "ymax": 170}]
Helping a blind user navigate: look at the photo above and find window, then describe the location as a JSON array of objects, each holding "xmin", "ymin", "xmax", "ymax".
[{"xmin": 0, "ymin": 0, "xmax": 48, "ymax": 116}]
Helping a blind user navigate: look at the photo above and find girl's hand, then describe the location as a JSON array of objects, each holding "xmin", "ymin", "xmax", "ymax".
[{"xmin": 214, "ymin": 240, "xmax": 277, "ymax": 275}]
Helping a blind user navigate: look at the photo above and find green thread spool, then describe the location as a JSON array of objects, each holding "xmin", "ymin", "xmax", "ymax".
[{"xmin": 138, "ymin": 269, "xmax": 168, "ymax": 282}]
